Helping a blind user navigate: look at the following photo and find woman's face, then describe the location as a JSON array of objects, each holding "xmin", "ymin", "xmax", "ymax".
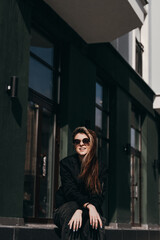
[{"xmin": 73, "ymin": 133, "xmax": 90, "ymax": 157}]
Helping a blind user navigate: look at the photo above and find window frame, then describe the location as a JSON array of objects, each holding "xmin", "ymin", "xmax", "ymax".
[
  {"xmin": 130, "ymin": 107, "xmax": 142, "ymax": 226},
  {"xmin": 24, "ymin": 26, "xmax": 61, "ymax": 223},
  {"xmin": 135, "ymin": 39, "xmax": 144, "ymax": 76}
]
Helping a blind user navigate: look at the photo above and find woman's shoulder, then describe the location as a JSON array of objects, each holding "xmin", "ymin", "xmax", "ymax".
[
  {"xmin": 60, "ymin": 154, "xmax": 80, "ymax": 175},
  {"xmin": 60, "ymin": 153, "xmax": 78, "ymax": 166}
]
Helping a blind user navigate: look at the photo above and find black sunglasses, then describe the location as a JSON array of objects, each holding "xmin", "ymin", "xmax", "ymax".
[{"xmin": 73, "ymin": 138, "xmax": 90, "ymax": 145}]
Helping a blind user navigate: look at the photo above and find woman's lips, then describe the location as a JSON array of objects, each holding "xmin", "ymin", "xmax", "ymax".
[{"xmin": 79, "ymin": 147, "xmax": 86, "ymax": 151}]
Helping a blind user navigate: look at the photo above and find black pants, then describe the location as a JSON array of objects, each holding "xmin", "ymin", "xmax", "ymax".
[{"xmin": 53, "ymin": 201, "xmax": 106, "ymax": 240}]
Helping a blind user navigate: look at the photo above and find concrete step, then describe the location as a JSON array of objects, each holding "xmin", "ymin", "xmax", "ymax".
[
  {"xmin": 0, "ymin": 225, "xmax": 160, "ymax": 240},
  {"xmin": 0, "ymin": 224, "xmax": 60, "ymax": 240},
  {"xmin": 105, "ymin": 228, "xmax": 160, "ymax": 240}
]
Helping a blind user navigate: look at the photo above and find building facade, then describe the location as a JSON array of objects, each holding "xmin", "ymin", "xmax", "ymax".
[{"xmin": 0, "ymin": 0, "xmax": 160, "ymax": 238}]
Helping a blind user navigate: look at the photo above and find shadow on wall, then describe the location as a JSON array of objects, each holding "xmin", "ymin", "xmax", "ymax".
[
  {"xmin": 11, "ymin": 98, "xmax": 23, "ymax": 127},
  {"xmin": 16, "ymin": 0, "xmax": 31, "ymax": 33}
]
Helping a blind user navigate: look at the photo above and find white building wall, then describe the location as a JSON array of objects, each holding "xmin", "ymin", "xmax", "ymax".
[
  {"xmin": 111, "ymin": 34, "xmax": 131, "ymax": 64},
  {"xmin": 111, "ymin": 4, "xmax": 149, "ymax": 86},
  {"xmin": 129, "ymin": 30, "xmax": 136, "ymax": 69},
  {"xmin": 149, "ymin": 0, "xmax": 160, "ymax": 94},
  {"xmin": 141, "ymin": 5, "xmax": 149, "ymax": 85}
]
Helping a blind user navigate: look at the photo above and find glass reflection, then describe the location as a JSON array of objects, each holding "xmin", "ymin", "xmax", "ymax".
[
  {"xmin": 131, "ymin": 111, "xmax": 140, "ymax": 130},
  {"xmin": 29, "ymin": 56, "xmax": 53, "ymax": 99},
  {"xmin": 30, "ymin": 46, "xmax": 54, "ymax": 67},
  {"xmin": 96, "ymin": 83, "xmax": 103, "ymax": 106},
  {"xmin": 38, "ymin": 108, "xmax": 55, "ymax": 218},
  {"xmin": 131, "ymin": 127, "xmax": 140, "ymax": 150},
  {"xmin": 23, "ymin": 103, "xmax": 39, "ymax": 217},
  {"xmin": 30, "ymin": 29, "xmax": 54, "ymax": 66},
  {"xmin": 95, "ymin": 107, "xmax": 102, "ymax": 130}
]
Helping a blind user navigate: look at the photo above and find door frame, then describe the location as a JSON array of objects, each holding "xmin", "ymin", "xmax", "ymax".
[
  {"xmin": 130, "ymin": 146, "xmax": 141, "ymax": 226},
  {"xmin": 24, "ymin": 89, "xmax": 60, "ymax": 223}
]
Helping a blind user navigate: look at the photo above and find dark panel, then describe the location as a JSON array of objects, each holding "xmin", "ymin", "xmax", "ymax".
[
  {"xmin": 0, "ymin": 227, "xmax": 13, "ymax": 240},
  {"xmin": 0, "ymin": 0, "xmax": 31, "ymax": 217},
  {"xmin": 149, "ymin": 231, "xmax": 160, "ymax": 240},
  {"xmin": 123, "ymin": 230, "xmax": 136, "ymax": 240},
  {"xmin": 105, "ymin": 230, "xmax": 123, "ymax": 240},
  {"xmin": 111, "ymin": 88, "xmax": 131, "ymax": 223},
  {"xmin": 137, "ymin": 230, "xmax": 149, "ymax": 240},
  {"xmin": 15, "ymin": 228, "xmax": 60, "ymax": 240},
  {"xmin": 147, "ymin": 117, "xmax": 159, "ymax": 224}
]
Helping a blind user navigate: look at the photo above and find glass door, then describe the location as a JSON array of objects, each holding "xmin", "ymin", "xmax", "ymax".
[
  {"xmin": 130, "ymin": 153, "xmax": 141, "ymax": 225},
  {"xmin": 24, "ymin": 102, "xmax": 56, "ymax": 219},
  {"xmin": 36, "ymin": 106, "xmax": 56, "ymax": 218},
  {"xmin": 130, "ymin": 110, "xmax": 141, "ymax": 225},
  {"xmin": 23, "ymin": 28, "xmax": 60, "ymax": 220},
  {"xmin": 24, "ymin": 102, "xmax": 39, "ymax": 218},
  {"xmin": 95, "ymin": 80, "xmax": 110, "ymax": 222}
]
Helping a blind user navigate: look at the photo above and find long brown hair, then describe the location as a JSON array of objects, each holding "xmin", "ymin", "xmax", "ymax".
[{"xmin": 72, "ymin": 127, "xmax": 101, "ymax": 194}]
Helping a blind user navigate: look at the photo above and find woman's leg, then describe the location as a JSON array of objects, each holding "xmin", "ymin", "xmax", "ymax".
[
  {"xmin": 98, "ymin": 216, "xmax": 106, "ymax": 240},
  {"xmin": 53, "ymin": 201, "xmax": 81, "ymax": 240},
  {"xmin": 81, "ymin": 211, "xmax": 106, "ymax": 240}
]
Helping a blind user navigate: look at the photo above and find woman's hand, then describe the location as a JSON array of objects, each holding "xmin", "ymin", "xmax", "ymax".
[
  {"xmin": 68, "ymin": 209, "xmax": 82, "ymax": 231},
  {"xmin": 87, "ymin": 204, "xmax": 102, "ymax": 229}
]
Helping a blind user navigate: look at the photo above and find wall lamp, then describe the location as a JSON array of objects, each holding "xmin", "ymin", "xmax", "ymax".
[
  {"xmin": 123, "ymin": 143, "xmax": 131, "ymax": 155},
  {"xmin": 7, "ymin": 76, "xmax": 18, "ymax": 98}
]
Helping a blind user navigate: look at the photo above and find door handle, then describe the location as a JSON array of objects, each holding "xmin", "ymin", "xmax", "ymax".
[{"xmin": 42, "ymin": 155, "xmax": 47, "ymax": 177}]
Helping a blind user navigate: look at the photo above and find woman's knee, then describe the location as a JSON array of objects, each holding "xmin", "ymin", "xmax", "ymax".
[
  {"xmin": 53, "ymin": 201, "xmax": 79, "ymax": 226},
  {"xmin": 59, "ymin": 201, "xmax": 79, "ymax": 216}
]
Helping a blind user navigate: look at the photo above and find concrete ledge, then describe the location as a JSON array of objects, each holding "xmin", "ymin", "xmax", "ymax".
[
  {"xmin": 105, "ymin": 229, "xmax": 160, "ymax": 240},
  {"xmin": 106, "ymin": 222, "xmax": 132, "ymax": 229},
  {"xmin": 0, "ymin": 225, "xmax": 60, "ymax": 240},
  {"xmin": 106, "ymin": 223, "xmax": 160, "ymax": 230},
  {"xmin": 0, "ymin": 224, "xmax": 160, "ymax": 240},
  {"xmin": 0, "ymin": 217, "xmax": 24, "ymax": 226}
]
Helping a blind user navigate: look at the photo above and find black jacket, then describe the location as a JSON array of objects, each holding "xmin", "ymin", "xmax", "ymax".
[{"xmin": 55, "ymin": 154, "xmax": 107, "ymax": 214}]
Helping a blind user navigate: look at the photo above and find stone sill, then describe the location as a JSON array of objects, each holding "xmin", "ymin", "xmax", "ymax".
[{"xmin": 105, "ymin": 223, "xmax": 160, "ymax": 231}]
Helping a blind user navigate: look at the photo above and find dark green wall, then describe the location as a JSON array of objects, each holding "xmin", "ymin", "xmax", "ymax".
[
  {"xmin": 108, "ymin": 86, "xmax": 118, "ymax": 223},
  {"xmin": 0, "ymin": 0, "xmax": 159, "ymax": 226},
  {"xmin": 0, "ymin": 0, "xmax": 31, "ymax": 217},
  {"xmin": 108, "ymin": 87, "xmax": 131, "ymax": 223},
  {"xmin": 60, "ymin": 44, "xmax": 96, "ymax": 155},
  {"xmin": 89, "ymin": 44, "xmax": 132, "ymax": 223},
  {"xmin": 88, "ymin": 42, "xmax": 159, "ymax": 225},
  {"xmin": 116, "ymin": 88, "xmax": 131, "ymax": 223},
  {"xmin": 147, "ymin": 116, "xmax": 159, "ymax": 224},
  {"xmin": 141, "ymin": 116, "xmax": 148, "ymax": 224}
]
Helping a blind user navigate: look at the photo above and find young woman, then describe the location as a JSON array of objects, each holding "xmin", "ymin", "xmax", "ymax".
[{"xmin": 53, "ymin": 126, "xmax": 107, "ymax": 240}]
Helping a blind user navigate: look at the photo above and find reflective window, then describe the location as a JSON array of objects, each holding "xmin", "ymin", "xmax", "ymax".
[
  {"xmin": 96, "ymin": 83, "xmax": 103, "ymax": 107},
  {"xmin": 130, "ymin": 109, "xmax": 142, "ymax": 225},
  {"xmin": 95, "ymin": 80, "xmax": 109, "ymax": 220},
  {"xmin": 95, "ymin": 107, "xmax": 102, "ymax": 130},
  {"xmin": 30, "ymin": 47, "xmax": 54, "ymax": 67},
  {"xmin": 131, "ymin": 127, "xmax": 140, "ymax": 150},
  {"xmin": 30, "ymin": 30, "xmax": 54, "ymax": 66},
  {"xmin": 24, "ymin": 28, "xmax": 60, "ymax": 221},
  {"xmin": 131, "ymin": 110, "xmax": 141, "ymax": 131},
  {"xmin": 24, "ymin": 103, "xmax": 56, "ymax": 218},
  {"xmin": 95, "ymin": 80, "xmax": 109, "ymax": 162},
  {"xmin": 131, "ymin": 110, "xmax": 141, "ymax": 151},
  {"xmin": 95, "ymin": 81, "xmax": 109, "ymax": 138},
  {"xmin": 29, "ymin": 56, "xmax": 54, "ymax": 99},
  {"xmin": 29, "ymin": 29, "xmax": 55, "ymax": 100},
  {"xmin": 136, "ymin": 39, "xmax": 143, "ymax": 76}
]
